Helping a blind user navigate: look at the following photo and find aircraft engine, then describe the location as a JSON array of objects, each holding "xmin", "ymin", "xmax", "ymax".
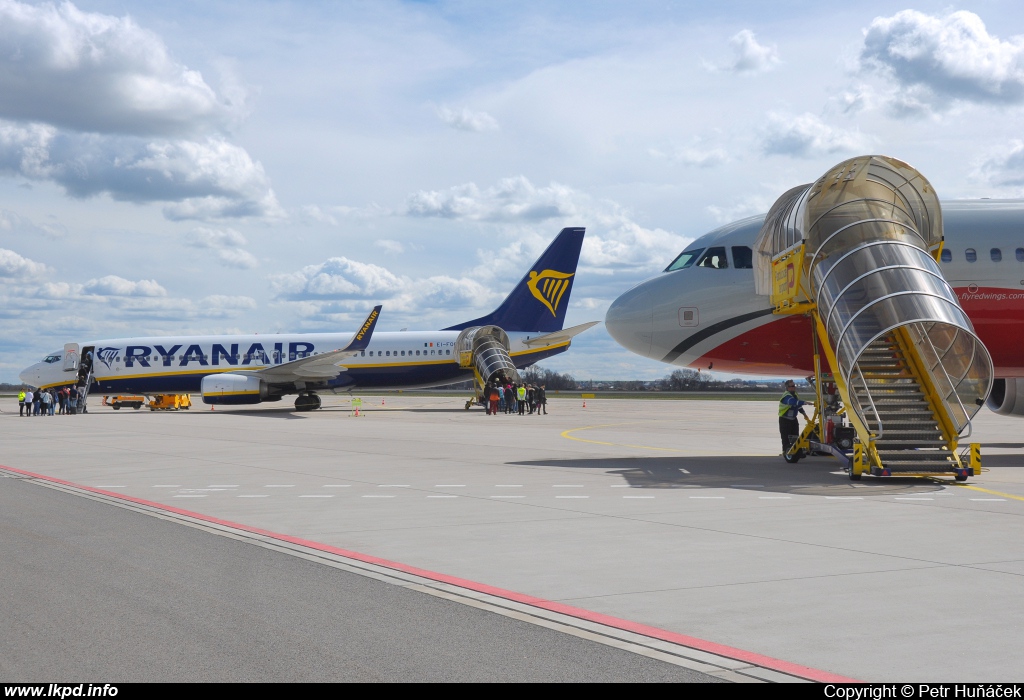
[
  {"xmin": 986, "ymin": 378, "xmax": 1024, "ymax": 417},
  {"xmin": 200, "ymin": 373, "xmax": 268, "ymax": 405}
]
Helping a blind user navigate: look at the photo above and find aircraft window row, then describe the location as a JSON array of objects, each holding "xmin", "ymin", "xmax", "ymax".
[
  {"xmin": 362, "ymin": 349, "xmax": 452, "ymax": 357},
  {"xmin": 941, "ymin": 247, "xmax": 1024, "ymax": 263},
  {"xmin": 665, "ymin": 245, "xmax": 753, "ymax": 271}
]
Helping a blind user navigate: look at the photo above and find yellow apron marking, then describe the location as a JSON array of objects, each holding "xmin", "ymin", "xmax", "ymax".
[{"xmin": 952, "ymin": 484, "xmax": 1024, "ymax": 503}]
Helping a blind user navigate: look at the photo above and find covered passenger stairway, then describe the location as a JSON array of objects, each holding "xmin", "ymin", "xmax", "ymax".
[
  {"xmin": 456, "ymin": 326, "xmax": 521, "ymax": 407},
  {"xmin": 755, "ymin": 155, "xmax": 993, "ymax": 480}
]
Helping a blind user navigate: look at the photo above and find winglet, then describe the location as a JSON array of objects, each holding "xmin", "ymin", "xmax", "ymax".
[{"xmin": 344, "ymin": 305, "xmax": 382, "ymax": 352}]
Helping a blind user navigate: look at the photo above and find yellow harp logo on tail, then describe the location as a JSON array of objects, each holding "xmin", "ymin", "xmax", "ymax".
[{"xmin": 527, "ymin": 270, "xmax": 574, "ymax": 317}]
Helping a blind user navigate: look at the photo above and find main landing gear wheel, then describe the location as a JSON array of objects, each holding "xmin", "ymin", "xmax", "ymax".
[
  {"xmin": 783, "ymin": 450, "xmax": 802, "ymax": 464},
  {"xmin": 294, "ymin": 394, "xmax": 322, "ymax": 412}
]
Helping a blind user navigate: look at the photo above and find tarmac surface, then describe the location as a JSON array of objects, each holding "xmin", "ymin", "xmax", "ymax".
[{"xmin": 2, "ymin": 394, "xmax": 1023, "ymax": 681}]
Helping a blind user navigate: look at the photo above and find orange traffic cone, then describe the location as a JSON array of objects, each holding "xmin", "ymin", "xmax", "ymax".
[
  {"xmin": 381, "ymin": 398, "xmax": 385, "ymax": 405},
  {"xmin": 211, "ymin": 405, "xmax": 215, "ymax": 411},
  {"xmin": 582, "ymin": 400, "xmax": 586, "ymax": 408},
  {"xmin": 354, "ymin": 407, "xmax": 360, "ymax": 417}
]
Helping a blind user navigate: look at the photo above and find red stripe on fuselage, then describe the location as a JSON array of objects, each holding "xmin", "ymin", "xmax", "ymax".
[{"xmin": 690, "ymin": 286, "xmax": 1024, "ymax": 377}]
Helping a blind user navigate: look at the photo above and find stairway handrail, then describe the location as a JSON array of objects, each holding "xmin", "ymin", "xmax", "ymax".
[
  {"xmin": 917, "ymin": 325, "xmax": 974, "ymax": 439},
  {"xmin": 853, "ymin": 364, "xmax": 884, "ymax": 442},
  {"xmin": 807, "ymin": 219, "xmax": 926, "ymax": 280}
]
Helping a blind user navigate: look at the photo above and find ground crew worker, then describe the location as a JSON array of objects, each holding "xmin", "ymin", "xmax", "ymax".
[
  {"xmin": 18, "ymin": 389, "xmax": 26, "ymax": 416},
  {"xmin": 536, "ymin": 385, "xmax": 547, "ymax": 415},
  {"xmin": 779, "ymin": 380, "xmax": 811, "ymax": 456},
  {"xmin": 517, "ymin": 384, "xmax": 527, "ymax": 415}
]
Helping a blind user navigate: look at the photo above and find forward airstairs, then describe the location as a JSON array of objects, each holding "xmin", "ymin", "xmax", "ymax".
[{"xmin": 755, "ymin": 155, "xmax": 993, "ymax": 480}]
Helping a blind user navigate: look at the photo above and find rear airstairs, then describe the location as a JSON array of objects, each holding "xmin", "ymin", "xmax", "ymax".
[{"xmin": 755, "ymin": 156, "xmax": 993, "ymax": 480}]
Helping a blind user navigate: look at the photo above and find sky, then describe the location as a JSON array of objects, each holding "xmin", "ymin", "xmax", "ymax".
[{"xmin": 2, "ymin": 0, "xmax": 1024, "ymax": 382}]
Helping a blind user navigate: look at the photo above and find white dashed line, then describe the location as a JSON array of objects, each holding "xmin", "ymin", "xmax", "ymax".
[
  {"xmin": 556, "ymin": 495, "xmax": 589, "ymax": 499},
  {"xmin": 379, "ymin": 484, "xmax": 410, "ymax": 488},
  {"xmin": 623, "ymin": 496, "xmax": 654, "ymax": 499},
  {"xmin": 435, "ymin": 485, "xmax": 465, "ymax": 487},
  {"xmin": 265, "ymin": 484, "xmax": 295, "ymax": 488},
  {"xmin": 732, "ymin": 485, "xmax": 764, "ymax": 488},
  {"xmin": 553, "ymin": 485, "xmax": 584, "ymax": 488},
  {"xmin": 299, "ymin": 494, "xmax": 334, "ymax": 498},
  {"xmin": 690, "ymin": 496, "xmax": 725, "ymax": 499},
  {"xmin": 759, "ymin": 496, "xmax": 792, "ymax": 500},
  {"xmin": 610, "ymin": 485, "xmax": 636, "ymax": 488},
  {"xmin": 173, "ymin": 494, "xmax": 206, "ymax": 498},
  {"xmin": 825, "ymin": 497, "xmax": 863, "ymax": 500},
  {"xmin": 495, "ymin": 484, "xmax": 523, "ymax": 488},
  {"xmin": 895, "ymin": 497, "xmax": 933, "ymax": 501},
  {"xmin": 238, "ymin": 495, "xmax": 268, "ymax": 498},
  {"xmin": 208, "ymin": 485, "xmax": 238, "ymax": 488},
  {"xmin": 491, "ymin": 495, "xmax": 525, "ymax": 499},
  {"xmin": 427, "ymin": 495, "xmax": 458, "ymax": 498},
  {"xmin": 323, "ymin": 484, "xmax": 350, "ymax": 488},
  {"xmin": 970, "ymin": 498, "xmax": 1006, "ymax": 502},
  {"xmin": 152, "ymin": 485, "xmax": 181, "ymax": 488},
  {"xmin": 362, "ymin": 495, "xmax": 396, "ymax": 498}
]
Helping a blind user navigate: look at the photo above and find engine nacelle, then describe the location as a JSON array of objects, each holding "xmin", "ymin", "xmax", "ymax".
[
  {"xmin": 986, "ymin": 378, "xmax": 1024, "ymax": 417},
  {"xmin": 201, "ymin": 373, "xmax": 267, "ymax": 405}
]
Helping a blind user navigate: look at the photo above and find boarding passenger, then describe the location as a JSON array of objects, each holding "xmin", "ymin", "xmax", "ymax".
[
  {"xmin": 488, "ymin": 384, "xmax": 500, "ymax": 416},
  {"xmin": 23, "ymin": 389, "xmax": 32, "ymax": 417},
  {"xmin": 537, "ymin": 385, "xmax": 547, "ymax": 415},
  {"xmin": 497, "ymin": 384, "xmax": 506, "ymax": 413},
  {"xmin": 18, "ymin": 389, "xmax": 25, "ymax": 416},
  {"xmin": 32, "ymin": 389, "xmax": 41, "ymax": 416},
  {"xmin": 40, "ymin": 389, "xmax": 51, "ymax": 416},
  {"xmin": 778, "ymin": 380, "xmax": 811, "ymax": 455}
]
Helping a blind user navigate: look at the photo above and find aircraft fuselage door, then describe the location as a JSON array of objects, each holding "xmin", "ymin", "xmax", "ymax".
[{"xmin": 63, "ymin": 343, "xmax": 80, "ymax": 372}]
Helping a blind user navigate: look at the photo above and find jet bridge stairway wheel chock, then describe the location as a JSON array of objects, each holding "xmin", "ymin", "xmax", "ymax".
[{"xmin": 756, "ymin": 155, "xmax": 993, "ymax": 480}]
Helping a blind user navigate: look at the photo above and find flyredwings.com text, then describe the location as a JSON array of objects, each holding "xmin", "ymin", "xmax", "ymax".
[
  {"xmin": 825, "ymin": 687, "xmax": 1021, "ymax": 700},
  {"xmin": 4, "ymin": 685, "xmax": 117, "ymax": 698}
]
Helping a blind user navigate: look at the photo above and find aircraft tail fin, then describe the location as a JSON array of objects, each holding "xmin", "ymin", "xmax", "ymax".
[{"xmin": 444, "ymin": 227, "xmax": 585, "ymax": 333}]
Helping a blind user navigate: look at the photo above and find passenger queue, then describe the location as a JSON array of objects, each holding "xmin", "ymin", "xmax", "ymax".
[
  {"xmin": 482, "ymin": 380, "xmax": 548, "ymax": 416},
  {"xmin": 17, "ymin": 386, "xmax": 87, "ymax": 416}
]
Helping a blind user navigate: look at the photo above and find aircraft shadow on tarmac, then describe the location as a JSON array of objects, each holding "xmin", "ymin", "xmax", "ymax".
[{"xmin": 507, "ymin": 456, "xmax": 953, "ymax": 496}]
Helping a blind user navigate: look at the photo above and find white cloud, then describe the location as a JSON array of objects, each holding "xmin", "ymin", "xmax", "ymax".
[
  {"xmin": 649, "ymin": 145, "xmax": 728, "ymax": 167},
  {"xmin": 186, "ymin": 226, "xmax": 247, "ymax": 249},
  {"xmin": 975, "ymin": 139, "xmax": 1024, "ymax": 187},
  {"xmin": 761, "ymin": 112, "xmax": 868, "ymax": 158},
  {"xmin": 437, "ymin": 106, "xmax": 499, "ymax": 132},
  {"xmin": 0, "ymin": 247, "xmax": 47, "ymax": 278},
  {"xmin": 374, "ymin": 239, "xmax": 405, "ymax": 254},
  {"xmin": 705, "ymin": 29, "xmax": 780, "ymax": 74},
  {"xmin": 0, "ymin": 0, "xmax": 240, "ymax": 137},
  {"xmin": 405, "ymin": 175, "xmax": 686, "ymax": 273},
  {"xmin": 185, "ymin": 226, "xmax": 257, "ymax": 269},
  {"xmin": 0, "ymin": 208, "xmax": 66, "ymax": 237},
  {"xmin": 860, "ymin": 10, "xmax": 1024, "ymax": 111},
  {"xmin": 81, "ymin": 275, "xmax": 166, "ymax": 297},
  {"xmin": 0, "ymin": 122, "xmax": 282, "ymax": 220},
  {"xmin": 270, "ymin": 257, "xmax": 406, "ymax": 300}
]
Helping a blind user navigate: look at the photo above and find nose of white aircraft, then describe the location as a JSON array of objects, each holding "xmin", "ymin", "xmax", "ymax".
[
  {"xmin": 19, "ymin": 363, "xmax": 39, "ymax": 386},
  {"xmin": 605, "ymin": 284, "xmax": 653, "ymax": 358}
]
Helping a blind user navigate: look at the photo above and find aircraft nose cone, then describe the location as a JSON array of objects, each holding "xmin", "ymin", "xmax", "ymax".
[
  {"xmin": 19, "ymin": 365, "xmax": 36, "ymax": 386},
  {"xmin": 605, "ymin": 285, "xmax": 653, "ymax": 358}
]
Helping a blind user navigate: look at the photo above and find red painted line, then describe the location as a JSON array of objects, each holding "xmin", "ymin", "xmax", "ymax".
[{"xmin": 3, "ymin": 464, "xmax": 858, "ymax": 683}]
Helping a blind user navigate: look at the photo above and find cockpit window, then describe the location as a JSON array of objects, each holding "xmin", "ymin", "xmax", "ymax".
[
  {"xmin": 665, "ymin": 248, "xmax": 704, "ymax": 272},
  {"xmin": 696, "ymin": 247, "xmax": 729, "ymax": 269},
  {"xmin": 731, "ymin": 246, "xmax": 753, "ymax": 269},
  {"xmin": 43, "ymin": 354, "xmax": 61, "ymax": 364}
]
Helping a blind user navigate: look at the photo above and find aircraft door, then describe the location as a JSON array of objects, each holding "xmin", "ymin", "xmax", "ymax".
[{"xmin": 63, "ymin": 343, "xmax": 80, "ymax": 372}]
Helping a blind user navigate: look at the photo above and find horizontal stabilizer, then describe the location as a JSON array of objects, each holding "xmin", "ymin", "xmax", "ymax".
[{"xmin": 522, "ymin": 321, "xmax": 599, "ymax": 348}]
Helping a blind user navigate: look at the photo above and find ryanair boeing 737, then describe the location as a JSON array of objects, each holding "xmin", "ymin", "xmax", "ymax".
[{"xmin": 21, "ymin": 228, "xmax": 597, "ymax": 411}]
